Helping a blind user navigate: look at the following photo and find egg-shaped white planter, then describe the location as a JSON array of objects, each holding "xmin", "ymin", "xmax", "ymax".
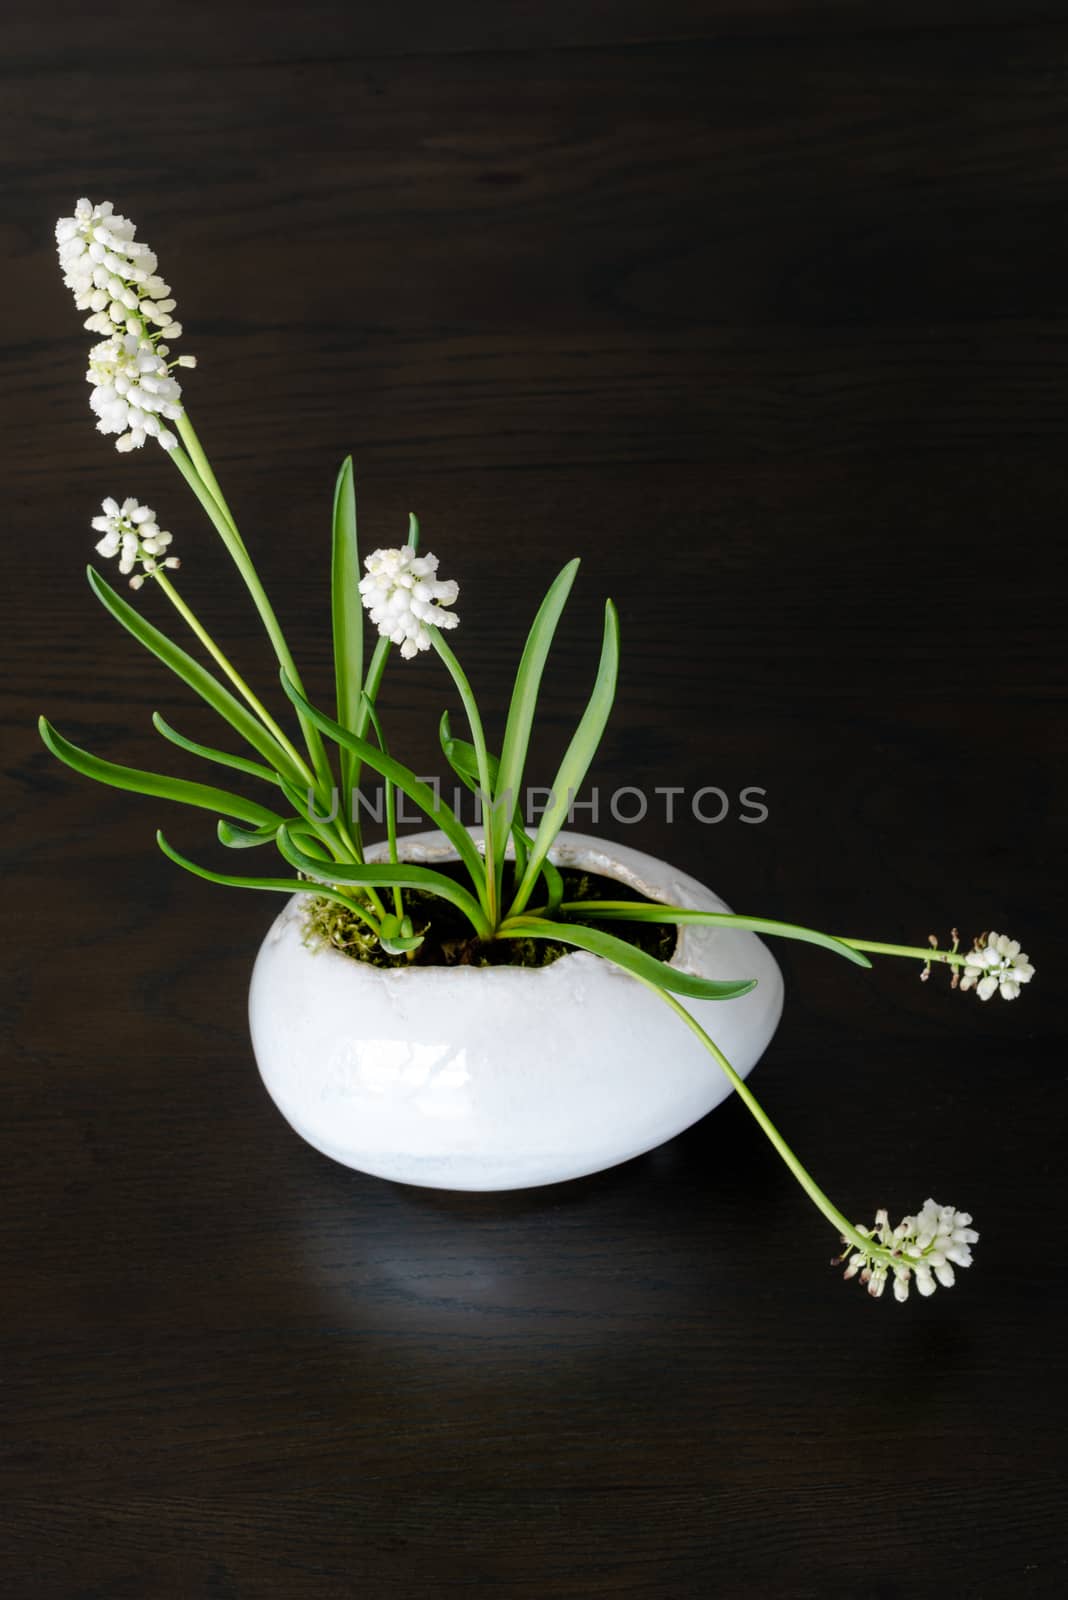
[{"xmin": 249, "ymin": 829, "xmax": 784, "ymax": 1191}]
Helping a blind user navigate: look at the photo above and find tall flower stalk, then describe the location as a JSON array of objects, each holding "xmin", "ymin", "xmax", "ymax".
[
  {"xmin": 42, "ymin": 200, "xmax": 1036, "ymax": 1303},
  {"xmin": 167, "ymin": 426, "xmax": 337, "ymax": 798},
  {"xmin": 56, "ymin": 199, "xmax": 335, "ymax": 800}
]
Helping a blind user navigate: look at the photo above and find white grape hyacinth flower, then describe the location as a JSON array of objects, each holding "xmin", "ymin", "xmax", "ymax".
[
  {"xmin": 358, "ymin": 546, "xmax": 460, "ymax": 659},
  {"xmin": 55, "ymin": 200, "xmax": 196, "ymax": 453},
  {"xmin": 92, "ymin": 497, "xmax": 179, "ymax": 590},
  {"xmin": 959, "ymin": 932, "xmax": 1035, "ymax": 1001},
  {"xmin": 837, "ymin": 1200, "xmax": 978, "ymax": 1303}
]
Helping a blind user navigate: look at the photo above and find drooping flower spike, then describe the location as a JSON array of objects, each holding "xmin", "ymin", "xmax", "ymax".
[
  {"xmin": 836, "ymin": 1199, "xmax": 978, "ymax": 1302},
  {"xmin": 959, "ymin": 932, "xmax": 1035, "ymax": 1001},
  {"xmin": 358, "ymin": 546, "xmax": 460, "ymax": 658},
  {"xmin": 92, "ymin": 497, "xmax": 179, "ymax": 590},
  {"xmin": 55, "ymin": 200, "xmax": 196, "ymax": 452}
]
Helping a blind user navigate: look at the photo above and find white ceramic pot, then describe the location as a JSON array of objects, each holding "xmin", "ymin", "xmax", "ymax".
[{"xmin": 248, "ymin": 829, "xmax": 784, "ymax": 1191}]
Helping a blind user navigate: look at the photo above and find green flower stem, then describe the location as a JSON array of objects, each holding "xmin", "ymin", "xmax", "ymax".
[
  {"xmin": 360, "ymin": 637, "xmax": 391, "ymax": 725},
  {"xmin": 839, "ymin": 938, "xmax": 965, "ymax": 966},
  {"xmin": 385, "ymin": 783, "xmax": 404, "ymax": 922},
  {"xmin": 168, "ymin": 435, "xmax": 335, "ymax": 797},
  {"xmin": 176, "ymin": 411, "xmax": 240, "ymax": 541},
  {"xmin": 337, "ymin": 515, "xmax": 416, "ymax": 857},
  {"xmin": 429, "ymin": 630, "xmax": 497, "ymax": 927},
  {"xmin": 343, "ymin": 635, "xmax": 392, "ymax": 858},
  {"xmin": 642, "ymin": 981, "xmax": 884, "ymax": 1262},
  {"xmin": 357, "ymin": 693, "xmax": 403, "ymax": 922},
  {"xmin": 151, "ymin": 569, "xmax": 316, "ymax": 788}
]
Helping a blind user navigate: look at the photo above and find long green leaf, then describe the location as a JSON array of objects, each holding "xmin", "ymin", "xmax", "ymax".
[
  {"xmin": 279, "ymin": 670, "xmax": 487, "ymax": 891},
  {"xmin": 559, "ymin": 902, "xmax": 872, "ymax": 968},
  {"xmin": 331, "ymin": 456, "xmax": 363, "ymax": 801},
  {"xmin": 276, "ymin": 826, "xmax": 491, "ymax": 936},
  {"xmin": 87, "ymin": 566, "xmax": 304, "ymax": 785},
  {"xmin": 509, "ymin": 599, "xmax": 620, "ymax": 916},
  {"xmin": 39, "ymin": 717, "xmax": 282, "ymax": 827},
  {"xmin": 152, "ymin": 712, "xmax": 282, "ymax": 787},
  {"xmin": 491, "ymin": 558, "xmax": 580, "ymax": 894},
  {"xmin": 500, "ymin": 916, "xmax": 756, "ymax": 1000},
  {"xmin": 157, "ymin": 831, "xmax": 376, "ymax": 922}
]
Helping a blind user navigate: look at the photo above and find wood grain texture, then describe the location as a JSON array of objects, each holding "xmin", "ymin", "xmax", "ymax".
[{"xmin": 1, "ymin": 3, "xmax": 1065, "ymax": 1596}]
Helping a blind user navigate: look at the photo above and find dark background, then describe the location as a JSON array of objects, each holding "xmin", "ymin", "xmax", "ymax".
[{"xmin": 2, "ymin": 3, "xmax": 1065, "ymax": 1595}]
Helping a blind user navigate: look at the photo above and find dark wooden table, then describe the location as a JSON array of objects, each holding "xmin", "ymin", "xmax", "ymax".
[{"xmin": 3, "ymin": 4, "xmax": 1065, "ymax": 1595}]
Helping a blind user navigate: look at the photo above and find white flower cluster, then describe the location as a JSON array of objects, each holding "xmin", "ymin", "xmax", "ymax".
[
  {"xmin": 838, "ymin": 1200, "xmax": 978, "ymax": 1302},
  {"xmin": 960, "ymin": 932, "xmax": 1035, "ymax": 1001},
  {"xmin": 92, "ymin": 497, "xmax": 179, "ymax": 590},
  {"xmin": 55, "ymin": 200, "xmax": 196, "ymax": 452},
  {"xmin": 358, "ymin": 547, "xmax": 460, "ymax": 659}
]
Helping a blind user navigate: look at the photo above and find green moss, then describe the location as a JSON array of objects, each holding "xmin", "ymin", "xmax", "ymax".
[{"xmin": 300, "ymin": 864, "xmax": 676, "ymax": 970}]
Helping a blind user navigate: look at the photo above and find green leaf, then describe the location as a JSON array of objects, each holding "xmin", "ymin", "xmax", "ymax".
[
  {"xmin": 542, "ymin": 855, "xmax": 565, "ymax": 913},
  {"xmin": 217, "ymin": 817, "xmax": 281, "ymax": 848},
  {"xmin": 439, "ymin": 710, "xmax": 500, "ymax": 789},
  {"xmin": 560, "ymin": 902, "xmax": 872, "ymax": 968},
  {"xmin": 276, "ymin": 825, "xmax": 491, "ymax": 936},
  {"xmin": 274, "ymin": 773, "xmax": 354, "ymax": 863},
  {"xmin": 152, "ymin": 712, "xmax": 282, "ymax": 787},
  {"xmin": 500, "ymin": 916, "xmax": 757, "ymax": 1001},
  {"xmin": 156, "ymin": 831, "xmax": 376, "ymax": 922},
  {"xmin": 279, "ymin": 670, "xmax": 488, "ymax": 893},
  {"xmin": 331, "ymin": 456, "xmax": 363, "ymax": 800},
  {"xmin": 509, "ymin": 599, "xmax": 620, "ymax": 916},
  {"xmin": 216, "ymin": 816, "xmax": 330, "ymax": 853},
  {"xmin": 491, "ymin": 558, "xmax": 580, "ymax": 893},
  {"xmin": 378, "ymin": 913, "xmax": 424, "ymax": 954},
  {"xmin": 39, "ymin": 717, "xmax": 282, "ymax": 828},
  {"xmin": 87, "ymin": 566, "xmax": 304, "ymax": 785},
  {"xmin": 379, "ymin": 933, "xmax": 423, "ymax": 954}
]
